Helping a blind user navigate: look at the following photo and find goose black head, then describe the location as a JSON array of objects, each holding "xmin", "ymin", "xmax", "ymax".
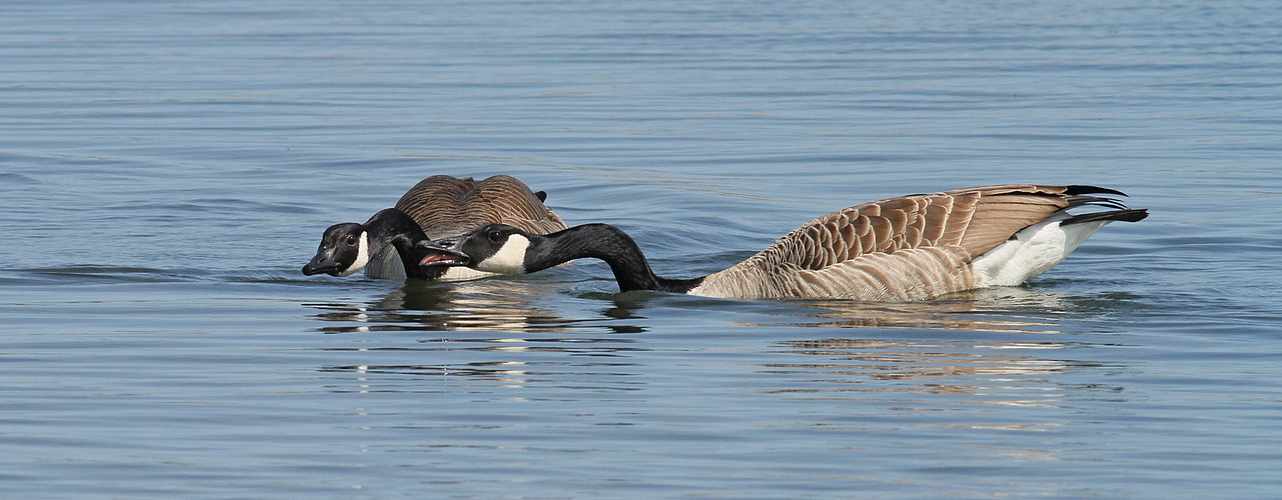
[
  {"xmin": 302, "ymin": 223, "xmax": 371, "ymax": 277},
  {"xmin": 419, "ymin": 223, "xmax": 532, "ymax": 274}
]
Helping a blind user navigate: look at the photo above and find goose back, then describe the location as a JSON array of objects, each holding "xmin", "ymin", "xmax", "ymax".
[
  {"xmin": 689, "ymin": 185, "xmax": 1123, "ymax": 300},
  {"xmin": 364, "ymin": 175, "xmax": 567, "ymax": 280},
  {"xmin": 394, "ymin": 175, "xmax": 567, "ymax": 239}
]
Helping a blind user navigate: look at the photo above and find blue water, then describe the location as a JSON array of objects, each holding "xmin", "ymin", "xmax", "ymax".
[{"xmin": 3, "ymin": 1, "xmax": 1281, "ymax": 498}]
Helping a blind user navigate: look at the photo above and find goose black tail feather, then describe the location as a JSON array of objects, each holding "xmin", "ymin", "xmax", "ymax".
[
  {"xmin": 1065, "ymin": 185, "xmax": 1129, "ymax": 197},
  {"xmin": 1062, "ymin": 208, "xmax": 1149, "ymax": 225}
]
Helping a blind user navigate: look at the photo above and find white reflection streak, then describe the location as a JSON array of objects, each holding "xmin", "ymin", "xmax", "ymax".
[{"xmin": 498, "ymin": 361, "xmax": 528, "ymax": 388}]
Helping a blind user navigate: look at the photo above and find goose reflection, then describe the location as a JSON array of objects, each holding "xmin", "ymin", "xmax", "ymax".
[
  {"xmin": 308, "ymin": 276, "xmax": 650, "ymax": 390},
  {"xmin": 743, "ymin": 286, "xmax": 1085, "ymax": 333},
  {"xmin": 742, "ymin": 281, "xmax": 1129, "ymax": 406},
  {"xmin": 764, "ymin": 336, "xmax": 1123, "ymax": 407},
  {"xmin": 307, "ymin": 274, "xmax": 1125, "ymax": 398},
  {"xmin": 306, "ymin": 276, "xmax": 648, "ymax": 334}
]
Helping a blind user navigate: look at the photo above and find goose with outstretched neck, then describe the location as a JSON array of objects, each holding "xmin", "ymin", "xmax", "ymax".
[{"xmin": 418, "ymin": 184, "xmax": 1148, "ymax": 301}]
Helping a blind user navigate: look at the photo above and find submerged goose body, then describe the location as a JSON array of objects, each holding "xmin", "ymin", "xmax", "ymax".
[
  {"xmin": 302, "ymin": 174, "xmax": 566, "ymax": 280},
  {"xmin": 422, "ymin": 184, "xmax": 1147, "ymax": 301}
]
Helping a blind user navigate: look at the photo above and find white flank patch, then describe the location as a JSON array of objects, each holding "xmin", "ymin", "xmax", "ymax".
[
  {"xmin": 475, "ymin": 234, "xmax": 531, "ymax": 274},
  {"xmin": 972, "ymin": 214, "xmax": 1111, "ymax": 287},
  {"xmin": 336, "ymin": 231, "xmax": 371, "ymax": 277}
]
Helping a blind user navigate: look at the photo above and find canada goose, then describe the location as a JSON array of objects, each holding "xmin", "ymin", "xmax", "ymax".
[
  {"xmin": 418, "ymin": 184, "xmax": 1148, "ymax": 301},
  {"xmin": 302, "ymin": 175, "xmax": 567, "ymax": 280}
]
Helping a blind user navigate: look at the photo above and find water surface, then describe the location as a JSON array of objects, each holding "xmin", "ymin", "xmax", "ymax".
[{"xmin": 3, "ymin": 1, "xmax": 1281, "ymax": 498}]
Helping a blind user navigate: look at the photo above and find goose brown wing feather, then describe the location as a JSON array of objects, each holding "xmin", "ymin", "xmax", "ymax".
[
  {"xmin": 393, "ymin": 174, "xmax": 567, "ymax": 239},
  {"xmin": 695, "ymin": 184, "xmax": 1081, "ymax": 300}
]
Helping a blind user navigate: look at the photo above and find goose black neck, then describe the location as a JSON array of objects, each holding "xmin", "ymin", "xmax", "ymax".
[
  {"xmin": 526, "ymin": 224, "xmax": 704, "ymax": 294},
  {"xmin": 365, "ymin": 208, "xmax": 444, "ymax": 280}
]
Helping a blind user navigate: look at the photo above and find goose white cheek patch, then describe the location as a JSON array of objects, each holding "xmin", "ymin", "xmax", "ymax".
[
  {"xmin": 476, "ymin": 234, "xmax": 530, "ymax": 274},
  {"xmin": 335, "ymin": 232, "xmax": 371, "ymax": 277}
]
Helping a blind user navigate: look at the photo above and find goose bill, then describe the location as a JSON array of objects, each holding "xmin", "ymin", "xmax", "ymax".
[
  {"xmin": 302, "ymin": 252, "xmax": 342, "ymax": 276},
  {"xmin": 418, "ymin": 239, "xmax": 469, "ymax": 267}
]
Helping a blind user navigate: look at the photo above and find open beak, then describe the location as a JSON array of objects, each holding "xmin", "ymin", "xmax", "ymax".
[
  {"xmin": 417, "ymin": 238, "xmax": 469, "ymax": 267},
  {"xmin": 302, "ymin": 249, "xmax": 342, "ymax": 276}
]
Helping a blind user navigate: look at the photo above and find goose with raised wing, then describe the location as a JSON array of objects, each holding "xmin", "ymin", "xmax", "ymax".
[
  {"xmin": 302, "ymin": 174, "xmax": 566, "ymax": 280},
  {"xmin": 419, "ymin": 184, "xmax": 1147, "ymax": 300}
]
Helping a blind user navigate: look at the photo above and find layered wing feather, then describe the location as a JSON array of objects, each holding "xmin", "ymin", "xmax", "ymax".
[
  {"xmin": 692, "ymin": 185, "xmax": 1095, "ymax": 300},
  {"xmin": 394, "ymin": 175, "xmax": 567, "ymax": 239}
]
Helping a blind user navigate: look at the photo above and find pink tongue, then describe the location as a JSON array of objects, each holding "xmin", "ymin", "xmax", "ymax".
[{"xmin": 419, "ymin": 253, "xmax": 459, "ymax": 265}]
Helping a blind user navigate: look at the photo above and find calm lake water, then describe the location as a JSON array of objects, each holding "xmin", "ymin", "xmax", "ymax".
[{"xmin": 3, "ymin": 1, "xmax": 1281, "ymax": 498}]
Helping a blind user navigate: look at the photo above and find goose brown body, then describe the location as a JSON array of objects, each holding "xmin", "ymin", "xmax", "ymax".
[{"xmin": 687, "ymin": 184, "xmax": 1146, "ymax": 300}]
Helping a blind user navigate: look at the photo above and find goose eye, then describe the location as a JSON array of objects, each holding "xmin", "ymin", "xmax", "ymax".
[
  {"xmin": 487, "ymin": 231, "xmax": 503, "ymax": 243},
  {"xmin": 346, "ymin": 235, "xmax": 358, "ymax": 246}
]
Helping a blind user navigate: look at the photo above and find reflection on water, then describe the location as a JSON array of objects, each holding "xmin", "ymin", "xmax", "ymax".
[
  {"xmin": 745, "ymin": 286, "xmax": 1080, "ymax": 333},
  {"xmin": 305, "ymin": 268, "xmax": 1127, "ymax": 338},
  {"xmin": 308, "ymin": 278, "xmax": 649, "ymax": 388},
  {"xmin": 319, "ymin": 359, "xmax": 644, "ymax": 391},
  {"xmin": 306, "ymin": 278, "xmax": 647, "ymax": 334},
  {"xmin": 305, "ymin": 278, "xmax": 1127, "ymax": 407},
  {"xmin": 766, "ymin": 337, "xmax": 1124, "ymax": 408}
]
